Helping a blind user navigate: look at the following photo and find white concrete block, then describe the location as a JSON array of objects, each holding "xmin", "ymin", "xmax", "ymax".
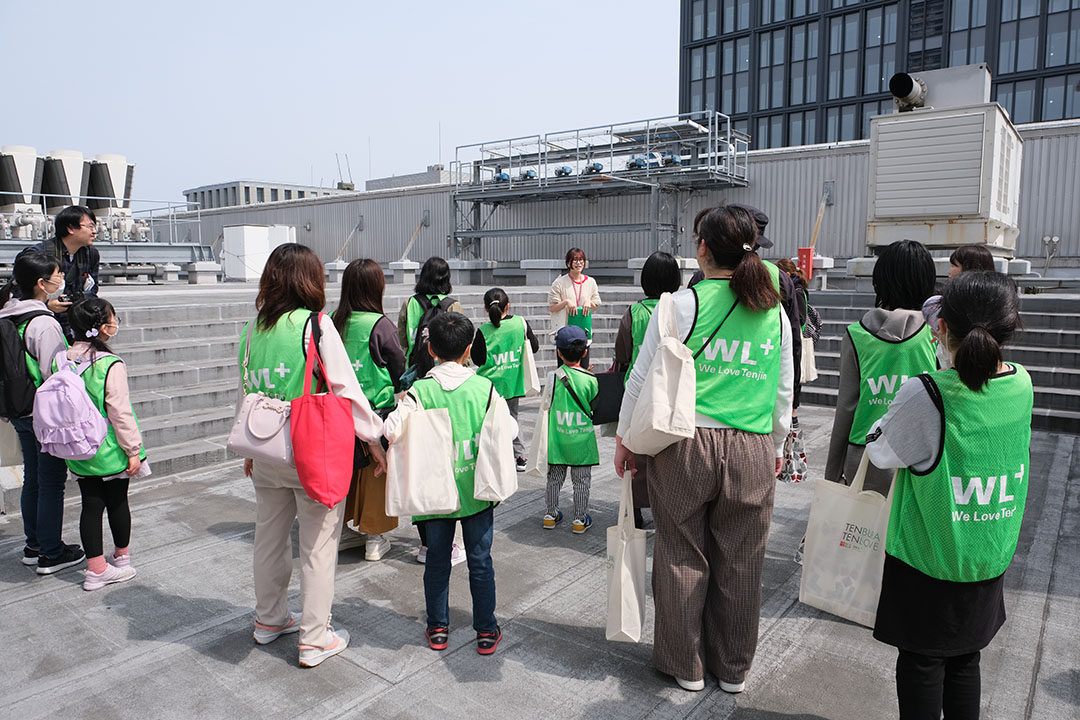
[
  {"xmin": 1008, "ymin": 258, "xmax": 1032, "ymax": 275},
  {"xmin": 325, "ymin": 259, "xmax": 349, "ymax": 284},
  {"xmin": 186, "ymin": 261, "xmax": 222, "ymax": 285},
  {"xmin": 847, "ymin": 257, "xmax": 878, "ymax": 276},
  {"xmin": 389, "ymin": 260, "xmax": 419, "ymax": 285}
]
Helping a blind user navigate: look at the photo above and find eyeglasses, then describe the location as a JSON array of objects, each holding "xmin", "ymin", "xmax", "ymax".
[
  {"xmin": 79, "ymin": 223, "xmax": 96, "ymax": 230},
  {"xmin": 570, "ymin": 259, "xmax": 586, "ymax": 265},
  {"xmin": 43, "ymin": 277, "xmax": 63, "ymax": 287},
  {"xmin": 104, "ymin": 319, "xmax": 122, "ymax": 329}
]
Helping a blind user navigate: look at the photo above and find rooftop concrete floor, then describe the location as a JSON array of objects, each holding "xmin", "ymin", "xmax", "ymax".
[{"xmin": 1, "ymin": 360, "xmax": 1078, "ymax": 718}]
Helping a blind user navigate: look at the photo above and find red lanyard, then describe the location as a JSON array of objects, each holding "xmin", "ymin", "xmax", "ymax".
[{"xmin": 572, "ymin": 276, "xmax": 587, "ymax": 308}]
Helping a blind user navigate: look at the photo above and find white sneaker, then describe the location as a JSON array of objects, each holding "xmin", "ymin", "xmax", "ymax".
[
  {"xmin": 365, "ymin": 535, "xmax": 390, "ymax": 561},
  {"xmin": 451, "ymin": 542, "xmax": 466, "ymax": 567},
  {"xmin": 299, "ymin": 626, "xmax": 350, "ymax": 668},
  {"xmin": 83, "ymin": 564, "xmax": 137, "ymax": 591},
  {"xmin": 676, "ymin": 677, "xmax": 705, "ymax": 692},
  {"xmin": 416, "ymin": 545, "xmax": 427, "ymax": 564},
  {"xmin": 338, "ymin": 526, "xmax": 367, "ymax": 552},
  {"xmin": 254, "ymin": 611, "xmax": 301, "ymax": 645},
  {"xmin": 108, "ymin": 553, "xmax": 132, "ymax": 568},
  {"xmin": 719, "ymin": 679, "xmax": 745, "ymax": 694}
]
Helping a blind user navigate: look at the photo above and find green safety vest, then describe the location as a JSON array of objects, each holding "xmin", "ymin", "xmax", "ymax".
[
  {"xmin": 338, "ymin": 311, "xmax": 395, "ymax": 410},
  {"xmin": 65, "ymin": 355, "xmax": 148, "ymax": 477},
  {"xmin": 477, "ymin": 315, "xmax": 528, "ymax": 400},
  {"xmin": 239, "ymin": 310, "xmax": 317, "ymax": 402},
  {"xmin": 410, "ymin": 373, "xmax": 496, "ymax": 521},
  {"xmin": 847, "ymin": 322, "xmax": 936, "ymax": 445},
  {"xmin": 547, "ymin": 366, "xmax": 599, "ymax": 466},
  {"xmin": 886, "ymin": 365, "xmax": 1033, "ymax": 582},
  {"xmin": 626, "ymin": 298, "xmax": 659, "ymax": 381},
  {"xmin": 405, "ymin": 294, "xmax": 447, "ymax": 360},
  {"xmin": 684, "ymin": 272, "xmax": 783, "ymax": 435},
  {"xmin": 17, "ymin": 317, "xmax": 46, "ymax": 387}
]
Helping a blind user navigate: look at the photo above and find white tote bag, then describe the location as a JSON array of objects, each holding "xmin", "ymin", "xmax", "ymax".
[
  {"xmin": 606, "ymin": 470, "xmax": 648, "ymax": 643},
  {"xmin": 622, "ymin": 293, "xmax": 697, "ymax": 456},
  {"xmin": 385, "ymin": 401, "xmax": 460, "ymax": 517},
  {"xmin": 525, "ymin": 372, "xmax": 555, "ymax": 478},
  {"xmin": 0, "ymin": 420, "xmax": 23, "ymax": 467},
  {"xmin": 799, "ymin": 453, "xmax": 895, "ymax": 628},
  {"xmin": 473, "ymin": 389, "xmax": 519, "ymax": 502},
  {"xmin": 522, "ymin": 341, "xmax": 541, "ymax": 399}
]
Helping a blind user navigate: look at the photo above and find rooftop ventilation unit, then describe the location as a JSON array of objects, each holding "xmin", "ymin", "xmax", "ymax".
[{"xmin": 0, "ymin": 145, "xmax": 43, "ymax": 212}]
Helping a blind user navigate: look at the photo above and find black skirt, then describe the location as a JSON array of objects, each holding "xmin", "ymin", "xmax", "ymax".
[{"xmin": 873, "ymin": 553, "xmax": 1006, "ymax": 657}]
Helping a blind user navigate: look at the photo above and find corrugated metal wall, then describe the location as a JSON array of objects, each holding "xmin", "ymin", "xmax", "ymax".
[{"xmin": 182, "ymin": 120, "xmax": 1078, "ymax": 266}]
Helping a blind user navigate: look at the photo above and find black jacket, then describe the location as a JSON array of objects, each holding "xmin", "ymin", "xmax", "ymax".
[{"xmin": 19, "ymin": 237, "xmax": 100, "ymax": 339}]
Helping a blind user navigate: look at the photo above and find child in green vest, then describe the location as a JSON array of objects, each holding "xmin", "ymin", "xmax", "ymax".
[
  {"xmin": 866, "ymin": 271, "xmax": 1032, "ymax": 720},
  {"xmin": 383, "ymin": 312, "xmax": 509, "ymax": 656},
  {"xmin": 471, "ymin": 287, "xmax": 540, "ymax": 471},
  {"xmin": 544, "ymin": 325, "xmax": 599, "ymax": 533},
  {"xmin": 66, "ymin": 298, "xmax": 147, "ymax": 592}
]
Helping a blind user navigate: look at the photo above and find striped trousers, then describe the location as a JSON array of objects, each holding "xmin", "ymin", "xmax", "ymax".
[
  {"xmin": 546, "ymin": 464, "xmax": 591, "ymax": 522},
  {"xmin": 648, "ymin": 427, "xmax": 776, "ymax": 684}
]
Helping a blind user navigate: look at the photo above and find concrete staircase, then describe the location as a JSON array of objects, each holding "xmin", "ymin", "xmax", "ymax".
[{"xmin": 801, "ymin": 290, "xmax": 1080, "ymax": 434}]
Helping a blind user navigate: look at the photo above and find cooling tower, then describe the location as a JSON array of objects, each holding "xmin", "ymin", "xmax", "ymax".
[
  {"xmin": 88, "ymin": 153, "xmax": 135, "ymax": 210},
  {"xmin": 0, "ymin": 145, "xmax": 44, "ymax": 211},
  {"xmin": 42, "ymin": 149, "xmax": 89, "ymax": 211}
]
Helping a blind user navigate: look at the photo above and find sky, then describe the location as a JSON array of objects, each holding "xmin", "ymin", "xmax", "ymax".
[{"xmin": 4, "ymin": 1, "xmax": 679, "ymax": 204}]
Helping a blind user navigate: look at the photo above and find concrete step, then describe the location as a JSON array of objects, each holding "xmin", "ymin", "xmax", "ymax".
[
  {"xmin": 131, "ymin": 380, "xmax": 237, "ymax": 420},
  {"xmin": 117, "ymin": 335, "xmax": 242, "ymax": 366},
  {"xmin": 147, "ymin": 434, "xmax": 232, "ymax": 478},
  {"xmin": 140, "ymin": 407, "xmax": 235, "ymax": 450},
  {"xmin": 114, "ymin": 318, "xmax": 248, "ymax": 346},
  {"xmin": 127, "ymin": 358, "xmax": 237, "ymax": 393},
  {"xmin": 1018, "ymin": 311, "xmax": 1080, "ymax": 331}
]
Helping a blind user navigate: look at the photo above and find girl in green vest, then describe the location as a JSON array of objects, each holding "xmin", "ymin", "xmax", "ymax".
[
  {"xmin": 0, "ymin": 251, "xmax": 81, "ymax": 574},
  {"xmin": 612, "ymin": 251, "xmax": 681, "ymax": 528},
  {"xmin": 471, "ymin": 287, "xmax": 540, "ymax": 471},
  {"xmin": 65, "ymin": 298, "xmax": 146, "ymax": 591},
  {"xmin": 615, "ymin": 204, "xmax": 793, "ymax": 694},
  {"xmin": 333, "ymin": 259, "xmax": 406, "ymax": 562},
  {"xmin": 866, "ymin": 271, "xmax": 1032, "ymax": 720},
  {"xmin": 826, "ymin": 239, "xmax": 937, "ymax": 495}
]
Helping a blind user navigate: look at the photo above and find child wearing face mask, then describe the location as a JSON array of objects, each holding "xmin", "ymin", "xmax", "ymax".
[{"xmin": 65, "ymin": 297, "xmax": 149, "ymax": 591}]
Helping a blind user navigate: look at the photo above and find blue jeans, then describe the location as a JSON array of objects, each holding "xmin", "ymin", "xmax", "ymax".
[
  {"xmin": 12, "ymin": 416, "xmax": 70, "ymax": 558},
  {"xmin": 420, "ymin": 506, "xmax": 497, "ymax": 633}
]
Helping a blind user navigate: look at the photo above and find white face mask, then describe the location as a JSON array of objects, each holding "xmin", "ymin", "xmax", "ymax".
[{"xmin": 44, "ymin": 278, "xmax": 65, "ymax": 300}]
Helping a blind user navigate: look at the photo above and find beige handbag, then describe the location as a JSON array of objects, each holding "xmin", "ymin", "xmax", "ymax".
[
  {"xmin": 606, "ymin": 470, "xmax": 647, "ymax": 642},
  {"xmin": 384, "ymin": 395, "xmax": 460, "ymax": 516},
  {"xmin": 473, "ymin": 387, "xmax": 519, "ymax": 502},
  {"xmin": 522, "ymin": 341, "xmax": 541, "ymax": 398},
  {"xmin": 226, "ymin": 322, "xmax": 294, "ymax": 467}
]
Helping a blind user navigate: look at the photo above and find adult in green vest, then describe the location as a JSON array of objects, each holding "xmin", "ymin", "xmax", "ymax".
[
  {"xmin": 826, "ymin": 239, "xmax": 937, "ymax": 495},
  {"xmin": 547, "ymin": 247, "xmax": 601, "ymax": 369},
  {"xmin": 62, "ymin": 298, "xmax": 145, "ymax": 591},
  {"xmin": 615, "ymin": 204, "xmax": 794, "ymax": 694},
  {"xmin": 239, "ymin": 243, "xmax": 386, "ymax": 668},
  {"xmin": 0, "ymin": 251, "xmax": 81, "ymax": 574},
  {"xmin": 396, "ymin": 256, "xmax": 463, "ymax": 363},
  {"xmin": 866, "ymin": 272, "xmax": 1032, "ymax": 720},
  {"xmin": 612, "ymin": 251, "xmax": 681, "ymax": 527},
  {"xmin": 471, "ymin": 287, "xmax": 540, "ymax": 471},
  {"xmin": 333, "ymin": 259, "xmax": 407, "ymax": 562}
]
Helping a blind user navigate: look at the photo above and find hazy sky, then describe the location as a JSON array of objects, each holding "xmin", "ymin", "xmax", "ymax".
[{"xmin": 4, "ymin": 1, "xmax": 678, "ymax": 204}]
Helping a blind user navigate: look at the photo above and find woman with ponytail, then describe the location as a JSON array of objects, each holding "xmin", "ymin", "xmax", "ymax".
[
  {"xmin": 471, "ymin": 287, "xmax": 540, "ymax": 471},
  {"xmin": 615, "ymin": 204, "xmax": 793, "ymax": 694},
  {"xmin": 0, "ymin": 252, "xmax": 83, "ymax": 574},
  {"xmin": 866, "ymin": 271, "xmax": 1032, "ymax": 719}
]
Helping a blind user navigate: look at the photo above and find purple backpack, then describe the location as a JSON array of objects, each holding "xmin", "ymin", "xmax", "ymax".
[{"xmin": 32, "ymin": 351, "xmax": 111, "ymax": 460}]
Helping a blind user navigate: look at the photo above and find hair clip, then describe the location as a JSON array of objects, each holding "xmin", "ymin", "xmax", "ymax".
[
  {"xmin": 85, "ymin": 328, "xmax": 99, "ymax": 338},
  {"xmin": 488, "ymin": 300, "xmax": 500, "ymax": 307},
  {"xmin": 742, "ymin": 243, "xmax": 754, "ymax": 252}
]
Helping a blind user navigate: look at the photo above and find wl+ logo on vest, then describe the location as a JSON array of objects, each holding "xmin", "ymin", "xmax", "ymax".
[
  {"xmin": 250, "ymin": 364, "xmax": 292, "ymax": 390},
  {"xmin": 950, "ymin": 463, "xmax": 1024, "ymax": 510},
  {"xmin": 556, "ymin": 410, "xmax": 590, "ymax": 428},
  {"xmin": 866, "ymin": 374, "xmax": 909, "ymax": 403},
  {"xmin": 493, "ymin": 349, "xmax": 521, "ymax": 366}
]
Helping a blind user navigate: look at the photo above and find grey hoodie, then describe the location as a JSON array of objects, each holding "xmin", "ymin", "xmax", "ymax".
[
  {"xmin": 824, "ymin": 308, "xmax": 929, "ymax": 494},
  {"xmin": 0, "ymin": 298, "xmax": 67, "ymax": 385}
]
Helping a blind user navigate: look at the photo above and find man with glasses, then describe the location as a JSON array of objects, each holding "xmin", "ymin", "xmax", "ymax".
[{"xmin": 19, "ymin": 205, "xmax": 101, "ymax": 340}]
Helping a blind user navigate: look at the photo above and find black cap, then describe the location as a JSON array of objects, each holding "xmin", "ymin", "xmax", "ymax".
[{"xmin": 727, "ymin": 203, "xmax": 772, "ymax": 249}]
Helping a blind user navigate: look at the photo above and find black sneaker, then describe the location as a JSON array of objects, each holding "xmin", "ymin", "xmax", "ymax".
[
  {"xmin": 477, "ymin": 626, "xmax": 502, "ymax": 655},
  {"xmin": 36, "ymin": 544, "xmax": 86, "ymax": 575},
  {"xmin": 21, "ymin": 546, "xmax": 40, "ymax": 567},
  {"xmin": 515, "ymin": 457, "xmax": 527, "ymax": 473},
  {"xmin": 425, "ymin": 627, "xmax": 449, "ymax": 651}
]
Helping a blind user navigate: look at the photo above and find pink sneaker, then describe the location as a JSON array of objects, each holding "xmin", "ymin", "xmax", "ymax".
[{"xmin": 83, "ymin": 563, "xmax": 137, "ymax": 591}]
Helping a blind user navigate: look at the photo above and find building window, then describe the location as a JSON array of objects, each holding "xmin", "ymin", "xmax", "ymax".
[
  {"xmin": 244, "ymin": 186, "xmax": 251, "ymax": 204},
  {"xmin": 270, "ymin": 188, "xmax": 278, "ymax": 202},
  {"xmin": 828, "ymin": 12, "xmax": 860, "ymax": 100},
  {"xmin": 792, "ymin": 0, "xmax": 819, "ymax": 17},
  {"xmin": 908, "ymin": 0, "xmax": 945, "ymax": 72},
  {"xmin": 826, "ymin": 103, "xmax": 859, "ymax": 142},
  {"xmin": 948, "ymin": 0, "xmax": 987, "ymax": 66},
  {"xmin": 999, "ymin": 0, "xmax": 1042, "ymax": 74},
  {"xmin": 758, "ymin": 29, "xmax": 786, "ymax": 110},
  {"xmin": 707, "ymin": 0, "xmax": 718, "ymax": 36},
  {"xmin": 831, "ymin": 0, "xmax": 860, "ymax": 7},
  {"xmin": 862, "ymin": 99, "xmax": 892, "ymax": 138},
  {"xmin": 692, "ymin": 0, "xmax": 706, "ymax": 41},
  {"xmin": 706, "ymin": 43, "xmax": 718, "ymax": 109},
  {"xmin": 760, "ymin": 0, "xmax": 786, "ymax": 25},
  {"xmin": 755, "ymin": 113, "xmax": 786, "ymax": 148},
  {"xmin": 789, "ymin": 109, "xmax": 818, "ymax": 145},
  {"xmin": 790, "ymin": 21, "xmax": 820, "ymax": 106},
  {"xmin": 995, "ymin": 79, "xmax": 1038, "ymax": 123},
  {"xmin": 721, "ymin": 35, "xmax": 751, "ymax": 113},
  {"xmin": 691, "ymin": 46, "xmax": 705, "ymax": 111},
  {"xmin": 1046, "ymin": 1, "xmax": 1080, "ymax": 68},
  {"xmin": 256, "ymin": 187, "xmax": 265, "ymax": 202},
  {"xmin": 864, "ymin": 5, "xmax": 898, "ymax": 95},
  {"xmin": 298, "ymin": 190, "xmax": 305, "ymax": 199},
  {"xmin": 721, "ymin": 0, "xmax": 751, "ymax": 33},
  {"xmin": 285, "ymin": 189, "xmax": 292, "ymax": 200},
  {"xmin": 1042, "ymin": 73, "xmax": 1080, "ymax": 120}
]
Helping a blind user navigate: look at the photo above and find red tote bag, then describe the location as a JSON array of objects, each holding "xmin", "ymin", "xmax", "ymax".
[{"xmin": 291, "ymin": 314, "xmax": 356, "ymax": 508}]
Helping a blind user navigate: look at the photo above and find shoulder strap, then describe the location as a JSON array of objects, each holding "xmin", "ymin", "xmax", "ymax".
[
  {"xmin": 436, "ymin": 296, "xmax": 455, "ymax": 312},
  {"xmin": 414, "ymin": 293, "xmax": 435, "ymax": 312},
  {"xmin": 9, "ymin": 310, "xmax": 53, "ymax": 331},
  {"xmin": 242, "ymin": 321, "xmax": 254, "ymax": 389},
  {"xmin": 72, "ymin": 352, "xmax": 119, "ymax": 377},
  {"xmin": 556, "ymin": 368, "xmax": 593, "ymax": 420},
  {"xmin": 691, "ymin": 299, "xmax": 740, "ymax": 360}
]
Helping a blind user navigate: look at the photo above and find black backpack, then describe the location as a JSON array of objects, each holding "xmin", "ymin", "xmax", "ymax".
[
  {"xmin": 0, "ymin": 310, "xmax": 52, "ymax": 419},
  {"xmin": 406, "ymin": 294, "xmax": 457, "ymax": 380}
]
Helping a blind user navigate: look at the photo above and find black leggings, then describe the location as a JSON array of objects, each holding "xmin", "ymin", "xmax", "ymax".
[
  {"xmin": 77, "ymin": 475, "xmax": 131, "ymax": 558},
  {"xmin": 896, "ymin": 650, "xmax": 981, "ymax": 720}
]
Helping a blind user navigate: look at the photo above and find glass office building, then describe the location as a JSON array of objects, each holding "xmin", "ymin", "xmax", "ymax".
[{"xmin": 680, "ymin": 0, "xmax": 1080, "ymax": 148}]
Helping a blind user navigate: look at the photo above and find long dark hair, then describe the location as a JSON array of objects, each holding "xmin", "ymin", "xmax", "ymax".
[
  {"xmin": 1, "ymin": 251, "xmax": 59, "ymax": 305},
  {"xmin": 69, "ymin": 297, "xmax": 117, "ymax": 359},
  {"xmin": 694, "ymin": 204, "xmax": 780, "ymax": 312},
  {"xmin": 484, "ymin": 287, "xmax": 509, "ymax": 327},
  {"xmin": 872, "ymin": 239, "xmax": 936, "ymax": 311},
  {"xmin": 641, "ymin": 251, "xmax": 681, "ymax": 298},
  {"xmin": 333, "ymin": 259, "xmax": 385, "ymax": 336},
  {"xmin": 949, "ymin": 244, "xmax": 996, "ymax": 273},
  {"xmin": 415, "ymin": 256, "xmax": 452, "ymax": 295},
  {"xmin": 940, "ymin": 271, "xmax": 1021, "ymax": 392},
  {"xmin": 255, "ymin": 244, "xmax": 325, "ymax": 331}
]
